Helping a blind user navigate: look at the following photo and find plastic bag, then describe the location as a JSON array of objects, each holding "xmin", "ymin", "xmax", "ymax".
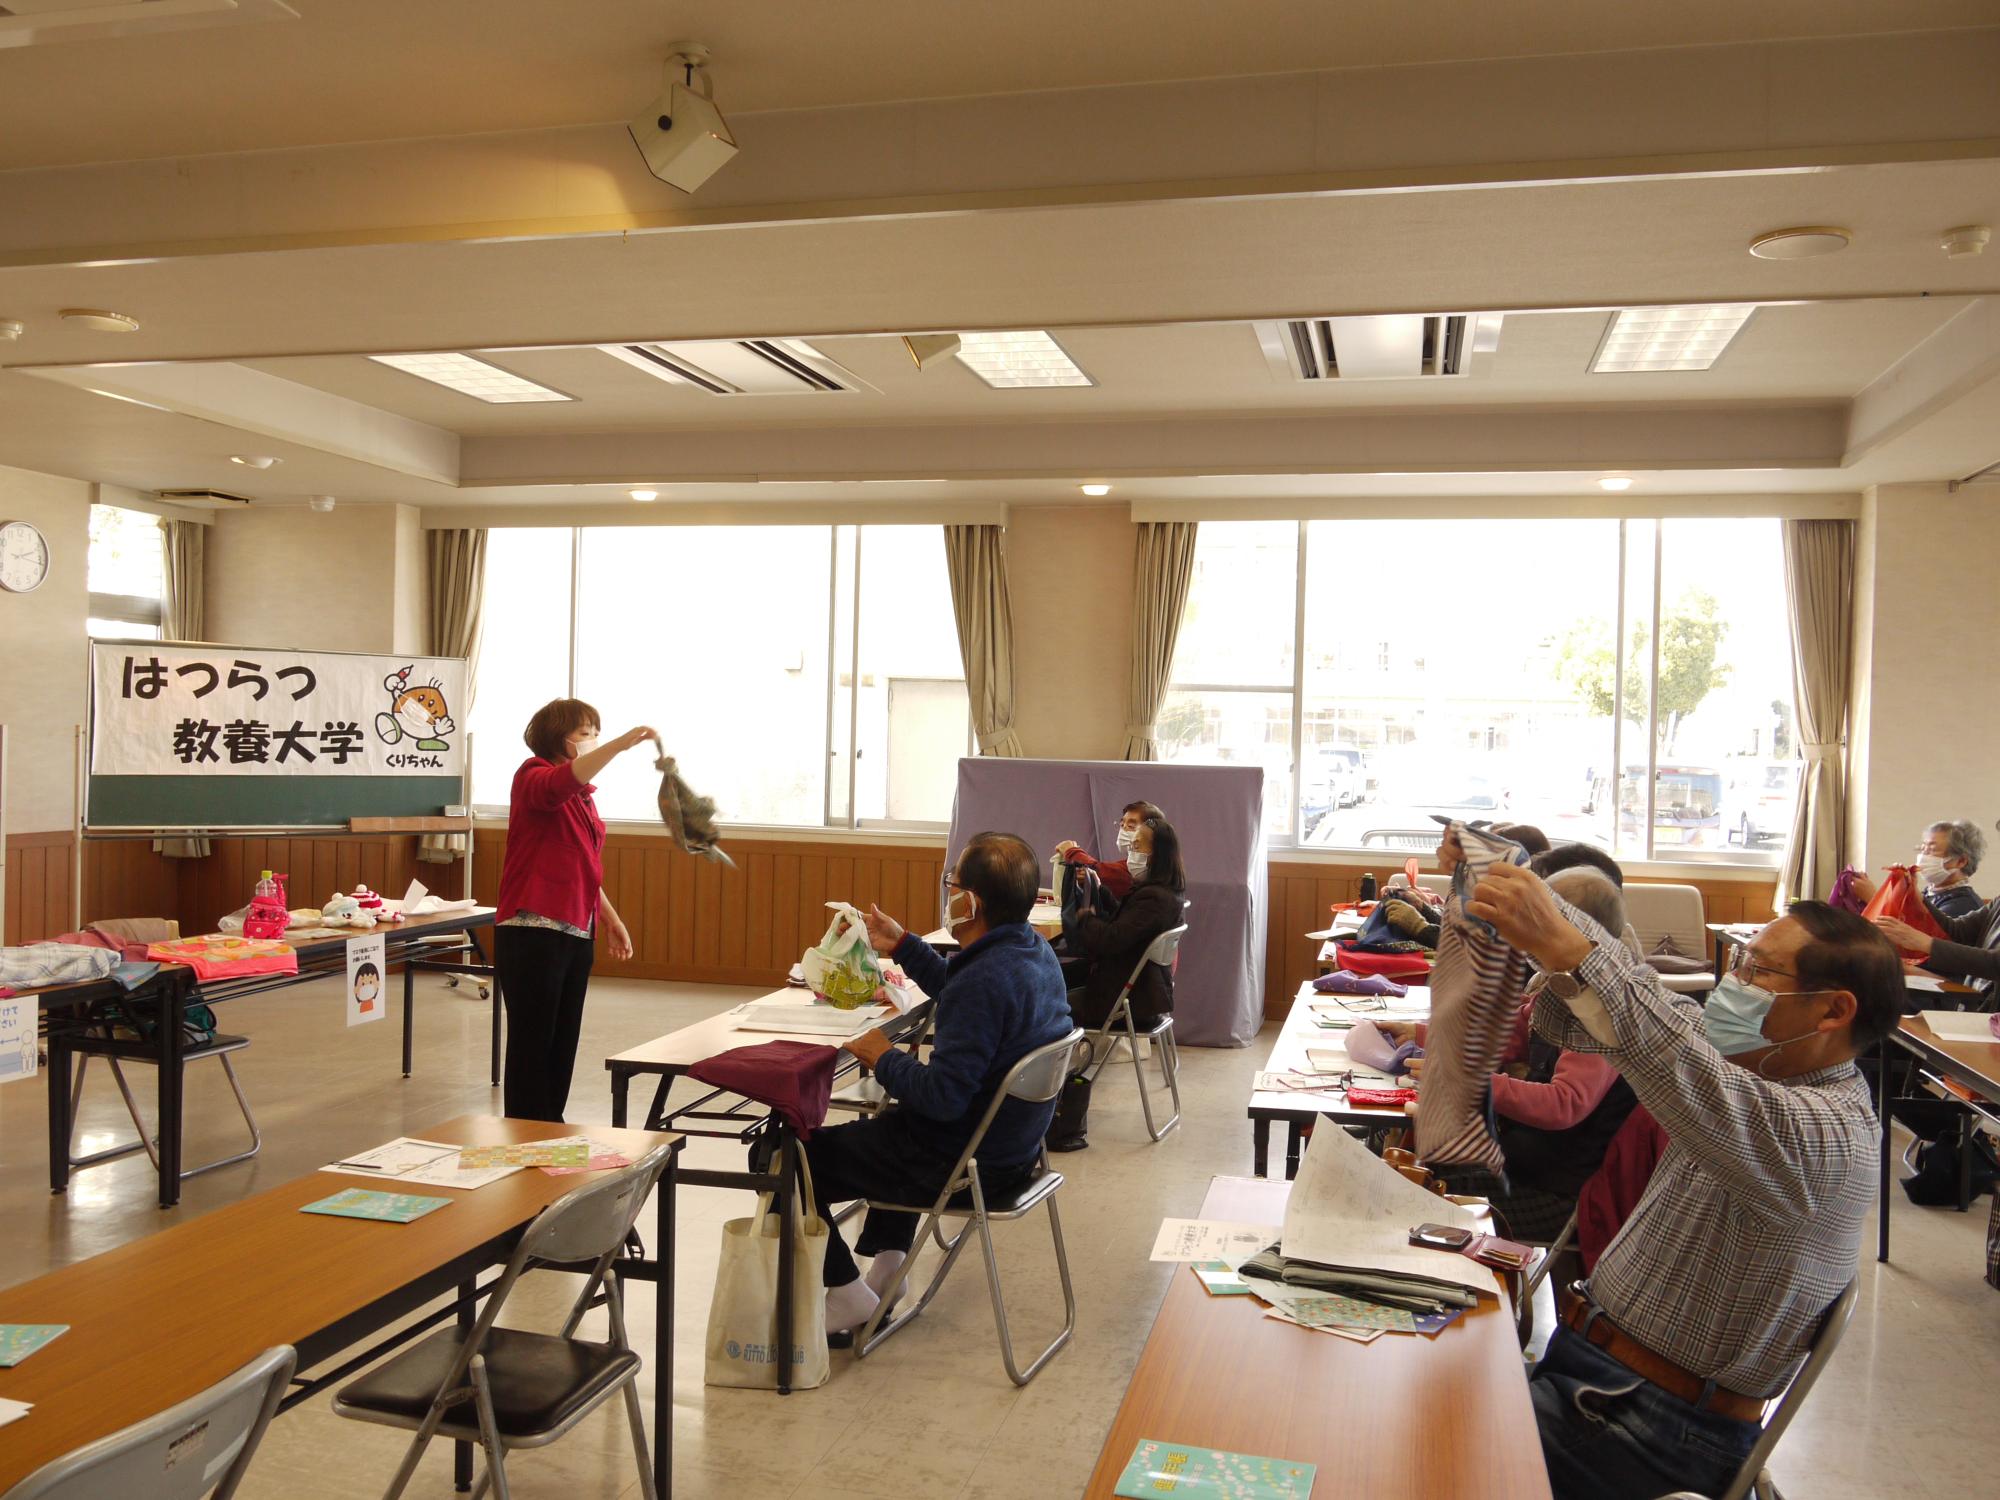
[
  {"xmin": 799, "ymin": 902, "xmax": 885, "ymax": 1010},
  {"xmin": 1861, "ymin": 865, "xmax": 1947, "ymax": 959}
]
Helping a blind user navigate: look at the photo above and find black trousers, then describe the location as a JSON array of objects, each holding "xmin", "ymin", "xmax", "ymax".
[{"xmin": 495, "ymin": 924, "xmax": 594, "ymax": 1122}]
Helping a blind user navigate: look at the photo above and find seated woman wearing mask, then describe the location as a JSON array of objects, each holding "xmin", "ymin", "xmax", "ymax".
[
  {"xmin": 1851, "ymin": 820, "xmax": 1986, "ymax": 920},
  {"xmin": 1053, "ymin": 800, "xmax": 1163, "ymax": 905}
]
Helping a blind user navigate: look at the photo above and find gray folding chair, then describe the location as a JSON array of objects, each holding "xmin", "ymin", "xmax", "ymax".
[
  {"xmin": 1087, "ymin": 924, "xmax": 1187, "ymax": 1142},
  {"xmin": 332, "ymin": 1145, "xmax": 675, "ymax": 1500},
  {"xmin": 854, "ymin": 1027, "xmax": 1084, "ymax": 1385},
  {"xmin": 1514, "ymin": 1207, "xmax": 1578, "ymax": 1349},
  {"xmin": 5, "ymin": 1345, "xmax": 294, "ymax": 1500},
  {"xmin": 67, "ymin": 1031, "xmax": 261, "ymax": 1181}
]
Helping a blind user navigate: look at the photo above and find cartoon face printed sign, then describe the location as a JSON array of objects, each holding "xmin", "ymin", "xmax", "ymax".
[
  {"xmin": 346, "ymin": 933, "xmax": 387, "ymax": 1027},
  {"xmin": 375, "ymin": 666, "xmax": 457, "ymax": 752}
]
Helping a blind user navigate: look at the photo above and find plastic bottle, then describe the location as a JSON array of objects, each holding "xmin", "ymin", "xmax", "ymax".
[
  {"xmin": 254, "ymin": 870, "xmax": 278, "ymax": 902},
  {"xmin": 1358, "ymin": 872, "xmax": 1377, "ymax": 902}
]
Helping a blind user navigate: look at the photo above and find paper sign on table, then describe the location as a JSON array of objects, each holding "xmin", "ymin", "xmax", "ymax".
[
  {"xmin": 0, "ymin": 994, "xmax": 36, "ymax": 1085},
  {"xmin": 300, "ymin": 1188, "xmax": 451, "ymax": 1223},
  {"xmin": 346, "ymin": 931, "xmax": 387, "ymax": 1027},
  {"xmin": 1114, "ymin": 1438, "xmax": 1317, "ymax": 1500},
  {"xmin": 0, "ymin": 1325, "xmax": 68, "ymax": 1367},
  {"xmin": 1149, "ymin": 1219, "xmax": 1282, "ymax": 1264}
]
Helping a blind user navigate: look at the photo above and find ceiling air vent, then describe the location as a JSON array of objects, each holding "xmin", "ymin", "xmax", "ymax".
[
  {"xmin": 154, "ymin": 488, "xmax": 252, "ymax": 506},
  {"xmin": 600, "ymin": 338, "xmax": 865, "ymax": 395},
  {"xmin": 0, "ymin": 0, "xmax": 297, "ymax": 47},
  {"xmin": 1255, "ymin": 314, "xmax": 1476, "ymax": 381}
]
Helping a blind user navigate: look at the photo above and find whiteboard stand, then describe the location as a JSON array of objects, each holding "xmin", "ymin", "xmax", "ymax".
[{"xmin": 71, "ymin": 722, "xmax": 84, "ymax": 931}]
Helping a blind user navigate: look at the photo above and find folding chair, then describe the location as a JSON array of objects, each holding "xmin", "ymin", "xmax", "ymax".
[
  {"xmin": 332, "ymin": 1145, "xmax": 675, "ymax": 1500},
  {"xmin": 6, "ymin": 1345, "xmax": 294, "ymax": 1500},
  {"xmin": 854, "ymin": 1028, "xmax": 1084, "ymax": 1386},
  {"xmin": 1086, "ymin": 923, "xmax": 1187, "ymax": 1142},
  {"xmin": 1648, "ymin": 1277, "xmax": 1859, "ymax": 1500},
  {"xmin": 1513, "ymin": 1207, "xmax": 1578, "ymax": 1349},
  {"xmin": 67, "ymin": 1029, "xmax": 261, "ymax": 1181}
]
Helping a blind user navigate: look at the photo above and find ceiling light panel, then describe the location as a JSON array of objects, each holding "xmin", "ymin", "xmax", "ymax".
[
  {"xmin": 369, "ymin": 352, "xmax": 572, "ymax": 403},
  {"xmin": 954, "ymin": 331, "xmax": 1093, "ymax": 389},
  {"xmin": 1590, "ymin": 306, "xmax": 1756, "ymax": 373}
]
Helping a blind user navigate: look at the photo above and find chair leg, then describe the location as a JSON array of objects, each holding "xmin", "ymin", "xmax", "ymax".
[
  {"xmin": 858, "ymin": 1209, "xmax": 974, "ymax": 1359},
  {"xmin": 620, "ymin": 1377, "xmax": 660, "ymax": 1500},
  {"xmin": 469, "ymin": 1356, "xmax": 511, "ymax": 1500},
  {"xmin": 1130, "ymin": 1020, "xmax": 1181, "ymax": 1143},
  {"xmin": 64, "ymin": 1055, "xmax": 160, "ymax": 1171},
  {"xmin": 976, "ymin": 1190, "xmax": 1077, "ymax": 1386}
]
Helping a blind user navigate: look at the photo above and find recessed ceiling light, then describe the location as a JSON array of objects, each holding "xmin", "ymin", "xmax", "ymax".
[
  {"xmin": 369, "ymin": 352, "xmax": 572, "ymax": 404},
  {"xmin": 59, "ymin": 308, "xmax": 140, "ymax": 333},
  {"xmin": 1080, "ymin": 483, "xmax": 1112, "ymax": 496},
  {"xmin": 1748, "ymin": 227, "xmax": 1851, "ymax": 260},
  {"xmin": 229, "ymin": 455, "xmax": 280, "ymax": 470},
  {"xmin": 955, "ymin": 331, "xmax": 1092, "ymax": 389},
  {"xmin": 1598, "ymin": 476, "xmax": 1634, "ymax": 492},
  {"xmin": 1590, "ymin": 306, "xmax": 1755, "ymax": 373},
  {"xmin": 630, "ymin": 489, "xmax": 660, "ymax": 502}
]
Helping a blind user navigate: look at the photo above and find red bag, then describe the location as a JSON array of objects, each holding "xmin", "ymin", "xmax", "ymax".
[
  {"xmin": 1334, "ymin": 944, "xmax": 1433, "ymax": 980},
  {"xmin": 1861, "ymin": 865, "xmax": 1947, "ymax": 959}
]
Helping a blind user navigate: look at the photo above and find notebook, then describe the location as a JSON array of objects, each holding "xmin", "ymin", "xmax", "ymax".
[
  {"xmin": 0, "ymin": 1325, "xmax": 67, "ymax": 1368},
  {"xmin": 1114, "ymin": 1439, "xmax": 1316, "ymax": 1499},
  {"xmin": 300, "ymin": 1188, "xmax": 452, "ymax": 1223}
]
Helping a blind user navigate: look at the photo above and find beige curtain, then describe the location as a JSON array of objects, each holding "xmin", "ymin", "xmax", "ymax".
[
  {"xmin": 420, "ymin": 529, "xmax": 487, "ymax": 863},
  {"xmin": 1776, "ymin": 518, "xmax": 1854, "ymax": 911},
  {"xmin": 943, "ymin": 524, "xmax": 1024, "ymax": 757},
  {"xmin": 155, "ymin": 520, "xmax": 212, "ymax": 858},
  {"xmin": 1123, "ymin": 521, "xmax": 1199, "ymax": 760}
]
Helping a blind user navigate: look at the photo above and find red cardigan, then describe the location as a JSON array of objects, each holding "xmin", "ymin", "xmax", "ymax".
[
  {"xmin": 496, "ymin": 756, "xmax": 605, "ymax": 933},
  {"xmin": 1063, "ymin": 849, "xmax": 1134, "ymax": 901}
]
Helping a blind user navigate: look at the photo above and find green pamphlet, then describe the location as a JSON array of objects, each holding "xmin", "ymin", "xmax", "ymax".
[
  {"xmin": 1189, "ymin": 1261, "xmax": 1254, "ymax": 1296},
  {"xmin": 1115, "ymin": 1439, "xmax": 1316, "ymax": 1499},
  {"xmin": 0, "ymin": 1325, "xmax": 68, "ymax": 1367},
  {"xmin": 301, "ymin": 1188, "xmax": 451, "ymax": 1223}
]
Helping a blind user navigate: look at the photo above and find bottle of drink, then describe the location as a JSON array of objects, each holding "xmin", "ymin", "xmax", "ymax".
[
  {"xmin": 1358, "ymin": 872, "xmax": 1377, "ymax": 902},
  {"xmin": 254, "ymin": 869, "xmax": 279, "ymax": 902}
]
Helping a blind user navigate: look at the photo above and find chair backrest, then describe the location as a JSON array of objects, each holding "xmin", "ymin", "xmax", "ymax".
[
  {"xmin": 1121, "ymin": 922, "xmax": 1189, "ymax": 995},
  {"xmin": 8, "ymin": 1345, "xmax": 295, "ymax": 1500},
  {"xmin": 932, "ymin": 1028, "xmax": 1085, "ymax": 1191},
  {"xmin": 1718, "ymin": 1278, "xmax": 1859, "ymax": 1500},
  {"xmin": 519, "ymin": 1142, "xmax": 676, "ymax": 1267},
  {"xmin": 1622, "ymin": 881, "xmax": 1708, "ymax": 959}
]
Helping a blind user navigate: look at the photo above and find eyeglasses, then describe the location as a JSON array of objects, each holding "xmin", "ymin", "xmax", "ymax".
[{"xmin": 1729, "ymin": 951, "xmax": 1800, "ymax": 986}]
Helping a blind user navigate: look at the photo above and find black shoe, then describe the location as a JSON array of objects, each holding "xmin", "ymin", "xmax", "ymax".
[{"xmin": 1046, "ymin": 1133, "xmax": 1090, "ymax": 1153}]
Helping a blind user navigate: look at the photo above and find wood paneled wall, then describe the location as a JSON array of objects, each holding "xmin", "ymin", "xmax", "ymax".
[
  {"xmin": 1264, "ymin": 857, "xmax": 1779, "ymax": 1018},
  {"xmin": 470, "ymin": 831, "xmax": 948, "ymax": 988},
  {"xmin": 3, "ymin": 832, "xmax": 77, "ymax": 947}
]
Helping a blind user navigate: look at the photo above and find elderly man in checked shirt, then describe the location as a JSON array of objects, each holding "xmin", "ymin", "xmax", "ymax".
[{"xmin": 1467, "ymin": 860, "xmax": 1904, "ymax": 1500}]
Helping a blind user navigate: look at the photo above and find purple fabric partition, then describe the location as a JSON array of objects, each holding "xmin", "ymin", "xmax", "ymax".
[{"xmin": 946, "ymin": 758, "xmax": 1266, "ymax": 1047}]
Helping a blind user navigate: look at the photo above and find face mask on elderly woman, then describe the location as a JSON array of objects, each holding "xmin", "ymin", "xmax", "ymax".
[{"xmin": 1916, "ymin": 853, "xmax": 1953, "ymax": 886}]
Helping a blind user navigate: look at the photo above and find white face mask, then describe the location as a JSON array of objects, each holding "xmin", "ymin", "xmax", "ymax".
[
  {"xmin": 1115, "ymin": 825, "xmax": 1139, "ymax": 852},
  {"xmin": 1127, "ymin": 851, "xmax": 1150, "ymax": 880},
  {"xmin": 943, "ymin": 884, "xmax": 980, "ymax": 932},
  {"xmin": 571, "ymin": 733, "xmax": 599, "ymax": 758},
  {"xmin": 1916, "ymin": 853, "xmax": 1952, "ymax": 886}
]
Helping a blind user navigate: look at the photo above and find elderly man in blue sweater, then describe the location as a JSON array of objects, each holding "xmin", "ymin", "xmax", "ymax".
[{"xmin": 805, "ymin": 830, "xmax": 1073, "ymax": 1339}]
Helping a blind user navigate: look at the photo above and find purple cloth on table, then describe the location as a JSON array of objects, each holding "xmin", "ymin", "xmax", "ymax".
[
  {"xmin": 1346, "ymin": 1017, "xmax": 1423, "ymax": 1077},
  {"xmin": 1312, "ymin": 971, "xmax": 1409, "ymax": 997},
  {"xmin": 946, "ymin": 758, "xmax": 1266, "ymax": 1047},
  {"xmin": 688, "ymin": 1040, "xmax": 837, "ymax": 1140}
]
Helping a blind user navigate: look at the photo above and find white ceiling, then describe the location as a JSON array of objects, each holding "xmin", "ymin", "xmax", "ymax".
[{"xmin": 0, "ymin": 0, "xmax": 1991, "ymax": 170}]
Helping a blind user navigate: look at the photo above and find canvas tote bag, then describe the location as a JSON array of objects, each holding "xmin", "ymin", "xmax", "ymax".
[{"xmin": 704, "ymin": 1150, "xmax": 832, "ymax": 1390}]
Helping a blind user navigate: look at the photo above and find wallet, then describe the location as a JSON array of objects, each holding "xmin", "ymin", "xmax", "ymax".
[{"xmin": 1462, "ymin": 1232, "xmax": 1533, "ymax": 1270}]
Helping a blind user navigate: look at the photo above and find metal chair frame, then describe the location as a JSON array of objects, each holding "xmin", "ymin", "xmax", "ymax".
[
  {"xmin": 853, "ymin": 1027, "xmax": 1085, "ymax": 1385},
  {"xmin": 331, "ymin": 1145, "xmax": 675, "ymax": 1500},
  {"xmin": 67, "ymin": 1030, "xmax": 261, "ymax": 1181},
  {"xmin": 5, "ymin": 1345, "xmax": 295, "ymax": 1500},
  {"xmin": 1086, "ymin": 924, "xmax": 1188, "ymax": 1142}
]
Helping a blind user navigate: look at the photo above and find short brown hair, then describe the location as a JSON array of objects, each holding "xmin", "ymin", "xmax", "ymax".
[
  {"xmin": 524, "ymin": 698, "xmax": 600, "ymax": 761},
  {"xmin": 1123, "ymin": 800, "xmax": 1165, "ymax": 822}
]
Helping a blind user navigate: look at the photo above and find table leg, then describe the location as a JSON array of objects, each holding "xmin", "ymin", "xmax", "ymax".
[
  {"xmin": 46, "ymin": 1028, "xmax": 73, "ymax": 1194},
  {"xmin": 1877, "ymin": 1039, "xmax": 1892, "ymax": 1263},
  {"xmin": 611, "ymin": 1067, "xmax": 631, "ymax": 1129},
  {"xmin": 1252, "ymin": 1118, "xmax": 1270, "ymax": 1178},
  {"xmin": 1957, "ymin": 1108, "xmax": 1976, "ymax": 1212},
  {"xmin": 454, "ymin": 1278, "xmax": 475, "ymax": 1492},
  {"xmin": 1285, "ymin": 1121, "xmax": 1304, "ymax": 1182},
  {"xmin": 489, "ymin": 975, "xmax": 503, "ymax": 1090},
  {"xmin": 158, "ymin": 975, "xmax": 185, "ymax": 1208},
  {"xmin": 1712, "ymin": 933, "xmax": 1728, "ymax": 985},
  {"xmin": 655, "ymin": 1157, "xmax": 676, "ymax": 1500},
  {"xmin": 402, "ymin": 955, "xmax": 416, "ymax": 1078},
  {"xmin": 775, "ymin": 1131, "xmax": 795, "ymax": 1398}
]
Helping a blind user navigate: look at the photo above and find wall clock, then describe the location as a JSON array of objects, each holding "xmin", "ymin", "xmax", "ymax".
[{"xmin": 0, "ymin": 519, "xmax": 50, "ymax": 594}]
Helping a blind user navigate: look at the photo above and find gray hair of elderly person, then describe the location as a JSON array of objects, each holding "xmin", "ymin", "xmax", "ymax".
[
  {"xmin": 1546, "ymin": 865, "xmax": 1628, "ymax": 940},
  {"xmin": 1928, "ymin": 819, "xmax": 1987, "ymax": 876}
]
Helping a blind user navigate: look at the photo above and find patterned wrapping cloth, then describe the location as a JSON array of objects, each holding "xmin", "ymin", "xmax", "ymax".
[
  {"xmin": 655, "ymin": 754, "xmax": 736, "ymax": 869},
  {"xmin": 1311, "ymin": 971, "xmax": 1408, "ymax": 997},
  {"xmin": 0, "ymin": 944, "xmax": 120, "ymax": 988},
  {"xmin": 1413, "ymin": 822, "xmax": 1535, "ymax": 1175},
  {"xmin": 145, "ymin": 936, "xmax": 299, "ymax": 981}
]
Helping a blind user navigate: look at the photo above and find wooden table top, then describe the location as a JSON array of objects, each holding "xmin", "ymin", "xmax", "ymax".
[
  {"xmin": 0, "ymin": 1114, "xmax": 678, "ymax": 1489},
  {"xmin": 1083, "ymin": 1175, "xmax": 1551, "ymax": 1500},
  {"xmin": 606, "ymin": 988, "xmax": 902, "ymax": 1073},
  {"xmin": 1897, "ymin": 1014, "xmax": 2000, "ymax": 1098},
  {"xmin": 1248, "ymin": 981, "xmax": 1430, "ymax": 1121}
]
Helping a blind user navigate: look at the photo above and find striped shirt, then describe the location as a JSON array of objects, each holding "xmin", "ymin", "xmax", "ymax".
[{"xmin": 1530, "ymin": 899, "xmax": 1874, "ymax": 1398}]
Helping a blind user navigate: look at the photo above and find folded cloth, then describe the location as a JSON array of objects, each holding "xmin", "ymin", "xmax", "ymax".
[
  {"xmin": 1312, "ymin": 971, "xmax": 1409, "ymax": 997},
  {"xmin": 688, "ymin": 1039, "xmax": 837, "ymax": 1140},
  {"xmin": 1346, "ymin": 1018, "xmax": 1423, "ymax": 1076},
  {"xmin": 110, "ymin": 961, "xmax": 164, "ymax": 991},
  {"xmin": 0, "ymin": 943, "xmax": 120, "ymax": 988},
  {"xmin": 1412, "ymin": 821, "xmax": 1534, "ymax": 1177},
  {"xmin": 1237, "ymin": 1245, "xmax": 1479, "ymax": 1312},
  {"xmin": 1334, "ymin": 945, "xmax": 1433, "ymax": 980},
  {"xmin": 1382, "ymin": 899, "xmax": 1438, "ymax": 940},
  {"xmin": 655, "ymin": 754, "xmax": 736, "ymax": 869},
  {"xmin": 1347, "ymin": 1085, "xmax": 1422, "ymax": 1109},
  {"xmin": 145, "ymin": 936, "xmax": 299, "ymax": 982}
]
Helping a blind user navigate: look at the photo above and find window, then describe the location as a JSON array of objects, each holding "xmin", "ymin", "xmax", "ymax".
[
  {"xmin": 467, "ymin": 524, "xmax": 970, "ymax": 830},
  {"xmin": 87, "ymin": 504, "xmax": 165, "ymax": 638},
  {"xmin": 1165, "ymin": 517, "xmax": 1798, "ymax": 864}
]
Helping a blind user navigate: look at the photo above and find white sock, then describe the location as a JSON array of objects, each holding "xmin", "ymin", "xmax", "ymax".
[
  {"xmin": 825, "ymin": 1277, "xmax": 880, "ymax": 1333},
  {"xmin": 864, "ymin": 1250, "xmax": 908, "ymax": 1299}
]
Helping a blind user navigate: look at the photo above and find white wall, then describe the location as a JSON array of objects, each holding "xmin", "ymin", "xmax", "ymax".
[
  {"xmin": 1007, "ymin": 504, "xmax": 1134, "ymax": 759},
  {"xmin": 206, "ymin": 502, "xmax": 427, "ymax": 653},
  {"xmin": 0, "ymin": 463, "xmax": 90, "ymax": 832},
  {"xmin": 1848, "ymin": 482, "xmax": 2000, "ymax": 873}
]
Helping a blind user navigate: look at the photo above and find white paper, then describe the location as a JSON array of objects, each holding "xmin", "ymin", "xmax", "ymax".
[
  {"xmin": 1903, "ymin": 972, "xmax": 1946, "ymax": 993},
  {"xmin": 0, "ymin": 1397, "xmax": 30, "ymax": 1429},
  {"xmin": 730, "ymin": 1001, "xmax": 886, "ymax": 1037},
  {"xmin": 1280, "ymin": 1126, "xmax": 1495, "ymax": 1296},
  {"xmin": 0, "ymin": 994, "xmax": 37, "ymax": 1085},
  {"xmin": 1148, "ymin": 1218, "xmax": 1283, "ymax": 1263},
  {"xmin": 320, "ymin": 1136, "xmax": 522, "ymax": 1190},
  {"xmin": 1918, "ymin": 1009, "xmax": 1997, "ymax": 1043},
  {"xmin": 346, "ymin": 931, "xmax": 388, "ymax": 1027}
]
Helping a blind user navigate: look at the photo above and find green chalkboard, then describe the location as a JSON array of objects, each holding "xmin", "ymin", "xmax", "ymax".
[{"xmin": 87, "ymin": 775, "xmax": 462, "ymax": 831}]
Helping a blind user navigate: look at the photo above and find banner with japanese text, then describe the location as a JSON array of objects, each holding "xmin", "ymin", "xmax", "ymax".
[{"xmin": 90, "ymin": 643, "xmax": 467, "ymax": 779}]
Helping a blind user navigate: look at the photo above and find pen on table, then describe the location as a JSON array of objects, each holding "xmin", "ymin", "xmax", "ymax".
[{"xmin": 332, "ymin": 1159, "xmax": 387, "ymax": 1172}]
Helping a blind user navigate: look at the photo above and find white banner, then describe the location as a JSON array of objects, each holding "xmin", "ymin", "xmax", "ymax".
[
  {"xmin": 346, "ymin": 932, "xmax": 388, "ymax": 1027},
  {"xmin": 91, "ymin": 644, "xmax": 466, "ymax": 779}
]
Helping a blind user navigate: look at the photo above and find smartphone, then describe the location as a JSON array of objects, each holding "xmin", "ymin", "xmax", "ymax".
[{"xmin": 1408, "ymin": 1222, "xmax": 1474, "ymax": 1250}]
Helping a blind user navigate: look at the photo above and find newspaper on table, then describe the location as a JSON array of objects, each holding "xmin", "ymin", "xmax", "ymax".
[{"xmin": 321, "ymin": 1136, "xmax": 521, "ymax": 1191}]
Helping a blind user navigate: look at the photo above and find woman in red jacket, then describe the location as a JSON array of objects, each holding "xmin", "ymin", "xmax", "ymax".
[{"xmin": 495, "ymin": 698, "xmax": 657, "ymax": 1121}]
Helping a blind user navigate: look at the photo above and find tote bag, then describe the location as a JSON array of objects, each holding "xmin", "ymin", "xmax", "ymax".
[
  {"xmin": 1861, "ymin": 865, "xmax": 1947, "ymax": 959},
  {"xmin": 704, "ymin": 1151, "xmax": 831, "ymax": 1390}
]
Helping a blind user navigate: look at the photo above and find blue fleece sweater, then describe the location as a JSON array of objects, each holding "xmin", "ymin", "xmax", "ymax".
[{"xmin": 872, "ymin": 923, "xmax": 1073, "ymax": 1170}]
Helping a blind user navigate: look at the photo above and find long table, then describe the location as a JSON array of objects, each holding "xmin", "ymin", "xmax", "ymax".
[
  {"xmin": 1876, "ymin": 1013, "xmax": 2000, "ymax": 1262},
  {"xmin": 1083, "ymin": 1174, "xmax": 1552, "ymax": 1500},
  {"xmin": 0, "ymin": 1115, "xmax": 683, "ymax": 1496},
  {"xmin": 1249, "ymin": 980, "xmax": 1430, "ymax": 1178},
  {"xmin": 30, "ymin": 907, "xmax": 498, "ymax": 1208}
]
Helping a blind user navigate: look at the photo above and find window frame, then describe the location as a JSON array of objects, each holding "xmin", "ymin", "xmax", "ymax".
[{"xmin": 86, "ymin": 504, "xmax": 166, "ymax": 632}]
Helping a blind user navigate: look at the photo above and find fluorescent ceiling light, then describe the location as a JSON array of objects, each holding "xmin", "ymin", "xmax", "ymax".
[
  {"xmin": 1591, "ymin": 307, "xmax": 1755, "ymax": 373},
  {"xmin": 954, "ymin": 331, "xmax": 1092, "ymax": 389},
  {"xmin": 1598, "ymin": 476, "xmax": 1634, "ymax": 492},
  {"xmin": 630, "ymin": 489, "xmax": 660, "ymax": 502},
  {"xmin": 1080, "ymin": 483, "xmax": 1111, "ymax": 496},
  {"xmin": 369, "ymin": 352, "xmax": 572, "ymax": 403}
]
